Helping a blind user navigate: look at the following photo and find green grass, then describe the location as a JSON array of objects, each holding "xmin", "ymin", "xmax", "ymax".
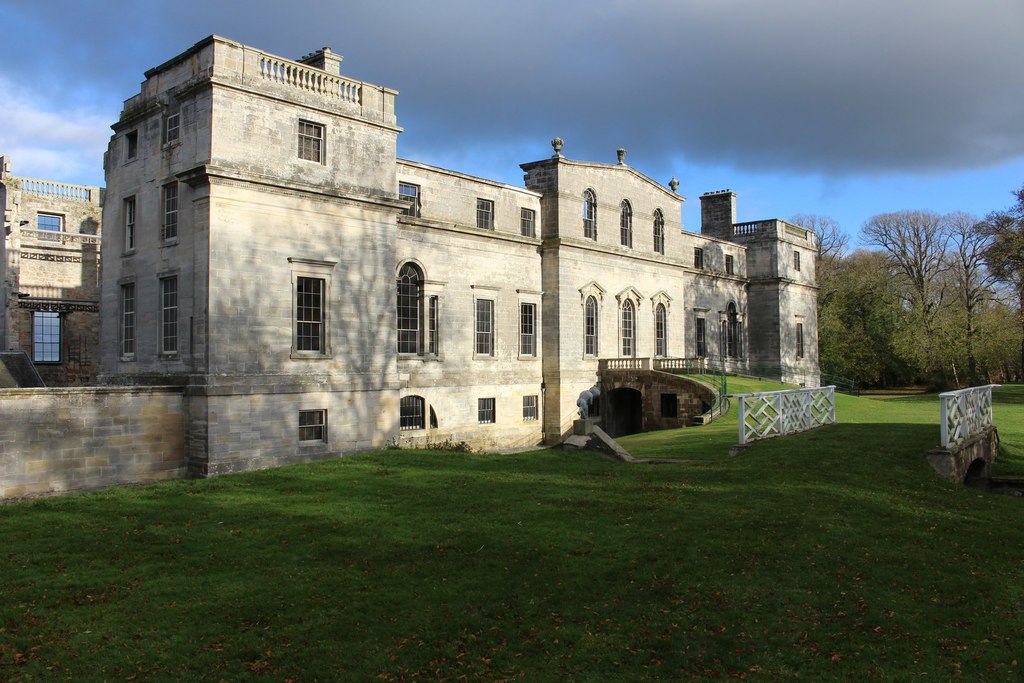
[{"xmin": 2, "ymin": 384, "xmax": 1023, "ymax": 680}]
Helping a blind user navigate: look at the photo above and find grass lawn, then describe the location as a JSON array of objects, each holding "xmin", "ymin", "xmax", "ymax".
[{"xmin": 2, "ymin": 383, "xmax": 1023, "ymax": 680}]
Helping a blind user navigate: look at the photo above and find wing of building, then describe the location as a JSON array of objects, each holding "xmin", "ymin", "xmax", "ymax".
[{"xmin": 96, "ymin": 35, "xmax": 819, "ymax": 475}]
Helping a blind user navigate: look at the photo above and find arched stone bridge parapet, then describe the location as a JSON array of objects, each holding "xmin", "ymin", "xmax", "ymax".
[
  {"xmin": 597, "ymin": 358, "xmax": 718, "ymax": 436},
  {"xmin": 927, "ymin": 426, "xmax": 999, "ymax": 483}
]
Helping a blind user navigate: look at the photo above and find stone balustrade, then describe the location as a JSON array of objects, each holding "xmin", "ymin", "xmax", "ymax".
[
  {"xmin": 17, "ymin": 178, "xmax": 96, "ymax": 203},
  {"xmin": 254, "ymin": 50, "xmax": 362, "ymax": 104},
  {"xmin": 599, "ymin": 357, "xmax": 651, "ymax": 371}
]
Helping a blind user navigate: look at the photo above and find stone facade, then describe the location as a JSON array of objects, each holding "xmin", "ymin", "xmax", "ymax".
[
  {"xmin": 98, "ymin": 35, "xmax": 820, "ymax": 474},
  {"xmin": 0, "ymin": 157, "xmax": 103, "ymax": 385}
]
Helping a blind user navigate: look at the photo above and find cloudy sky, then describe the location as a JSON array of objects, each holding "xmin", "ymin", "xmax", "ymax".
[{"xmin": 2, "ymin": 0, "xmax": 1022, "ymax": 241}]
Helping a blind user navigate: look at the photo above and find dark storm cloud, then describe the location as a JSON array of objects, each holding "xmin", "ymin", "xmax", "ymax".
[{"xmin": 5, "ymin": 0, "xmax": 1023, "ymax": 179}]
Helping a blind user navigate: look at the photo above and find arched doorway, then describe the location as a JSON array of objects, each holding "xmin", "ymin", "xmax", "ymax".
[{"xmin": 606, "ymin": 387, "xmax": 643, "ymax": 437}]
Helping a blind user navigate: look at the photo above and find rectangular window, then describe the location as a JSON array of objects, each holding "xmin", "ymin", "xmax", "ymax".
[
  {"xmin": 794, "ymin": 251, "xmax": 801, "ymax": 271},
  {"xmin": 661, "ymin": 393, "xmax": 679, "ymax": 418},
  {"xmin": 428, "ymin": 296, "xmax": 439, "ymax": 355},
  {"xmin": 299, "ymin": 409, "xmax": 327, "ymax": 442},
  {"xmin": 295, "ymin": 276, "xmax": 325, "ymax": 353},
  {"xmin": 162, "ymin": 183, "xmax": 178, "ymax": 241},
  {"xmin": 523, "ymin": 395, "xmax": 538, "ymax": 421},
  {"xmin": 125, "ymin": 130, "xmax": 138, "ymax": 161},
  {"xmin": 475, "ymin": 299, "xmax": 494, "ymax": 356},
  {"xmin": 478, "ymin": 397, "xmax": 496, "ymax": 424},
  {"xmin": 32, "ymin": 311, "xmax": 60, "ymax": 363},
  {"xmin": 725, "ymin": 255, "xmax": 734, "ymax": 275},
  {"xmin": 694, "ymin": 247, "xmax": 704, "ymax": 269},
  {"xmin": 399, "ymin": 182, "xmax": 420, "ymax": 217},
  {"xmin": 520, "ymin": 303, "xmax": 536, "ymax": 357},
  {"xmin": 164, "ymin": 112, "xmax": 180, "ymax": 144},
  {"xmin": 695, "ymin": 317, "xmax": 707, "ymax": 357},
  {"xmin": 796, "ymin": 322, "xmax": 805, "ymax": 359},
  {"xmin": 121, "ymin": 283, "xmax": 136, "ymax": 358},
  {"xmin": 124, "ymin": 197, "xmax": 136, "ymax": 251},
  {"xmin": 476, "ymin": 198, "xmax": 494, "ymax": 230},
  {"xmin": 298, "ymin": 120, "xmax": 325, "ymax": 163},
  {"xmin": 160, "ymin": 276, "xmax": 178, "ymax": 355},
  {"xmin": 520, "ymin": 208, "xmax": 536, "ymax": 237},
  {"xmin": 37, "ymin": 213, "xmax": 62, "ymax": 242}
]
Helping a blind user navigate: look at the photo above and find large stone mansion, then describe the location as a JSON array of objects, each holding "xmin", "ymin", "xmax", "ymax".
[{"xmin": 15, "ymin": 35, "xmax": 819, "ymax": 476}]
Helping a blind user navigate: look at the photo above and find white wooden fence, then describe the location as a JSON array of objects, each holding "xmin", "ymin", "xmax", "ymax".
[
  {"xmin": 734, "ymin": 386, "xmax": 836, "ymax": 445},
  {"xmin": 939, "ymin": 384, "xmax": 1000, "ymax": 448}
]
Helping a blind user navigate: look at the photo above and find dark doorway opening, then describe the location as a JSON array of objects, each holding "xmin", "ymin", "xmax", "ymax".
[{"xmin": 606, "ymin": 387, "xmax": 643, "ymax": 437}]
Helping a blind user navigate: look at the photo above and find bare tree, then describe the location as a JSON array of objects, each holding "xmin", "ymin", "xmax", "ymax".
[
  {"xmin": 944, "ymin": 211, "xmax": 996, "ymax": 384},
  {"xmin": 861, "ymin": 210, "xmax": 950, "ymax": 382},
  {"xmin": 976, "ymin": 183, "xmax": 1024, "ymax": 374},
  {"xmin": 789, "ymin": 213, "xmax": 848, "ymax": 262}
]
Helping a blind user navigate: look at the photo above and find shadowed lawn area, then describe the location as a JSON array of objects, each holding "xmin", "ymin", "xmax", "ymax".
[{"xmin": 1, "ymin": 383, "xmax": 1022, "ymax": 680}]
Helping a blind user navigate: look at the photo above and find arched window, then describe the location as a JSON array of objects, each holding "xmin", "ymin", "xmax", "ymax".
[
  {"xmin": 653, "ymin": 209, "xmax": 665, "ymax": 255},
  {"xmin": 620, "ymin": 200, "xmax": 633, "ymax": 248},
  {"xmin": 584, "ymin": 296, "xmax": 599, "ymax": 356},
  {"xmin": 655, "ymin": 303, "xmax": 667, "ymax": 357},
  {"xmin": 621, "ymin": 299, "xmax": 635, "ymax": 357},
  {"xmin": 583, "ymin": 189, "xmax": 598, "ymax": 240},
  {"xmin": 400, "ymin": 395, "xmax": 425, "ymax": 430},
  {"xmin": 397, "ymin": 263, "xmax": 423, "ymax": 354}
]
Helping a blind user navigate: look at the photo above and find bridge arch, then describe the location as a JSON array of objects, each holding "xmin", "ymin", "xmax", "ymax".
[{"xmin": 605, "ymin": 387, "xmax": 643, "ymax": 437}]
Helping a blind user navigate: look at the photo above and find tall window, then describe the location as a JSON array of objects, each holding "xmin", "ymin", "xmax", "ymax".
[
  {"xmin": 162, "ymin": 183, "xmax": 178, "ymax": 241},
  {"xmin": 621, "ymin": 300, "xmax": 635, "ymax": 357},
  {"xmin": 295, "ymin": 276, "xmax": 325, "ymax": 353},
  {"xmin": 475, "ymin": 299, "xmax": 494, "ymax": 356},
  {"xmin": 37, "ymin": 213, "xmax": 62, "ymax": 242},
  {"xmin": 164, "ymin": 112, "xmax": 180, "ymax": 144},
  {"xmin": 298, "ymin": 120, "xmax": 325, "ymax": 163},
  {"xmin": 653, "ymin": 209, "xmax": 665, "ymax": 255},
  {"xmin": 397, "ymin": 263, "xmax": 423, "ymax": 354},
  {"xmin": 32, "ymin": 311, "xmax": 60, "ymax": 362},
  {"xmin": 725, "ymin": 255, "xmax": 734, "ymax": 275},
  {"xmin": 523, "ymin": 395, "xmax": 538, "ymax": 421},
  {"xmin": 584, "ymin": 296, "xmax": 599, "ymax": 356},
  {"xmin": 520, "ymin": 303, "xmax": 536, "ymax": 357},
  {"xmin": 478, "ymin": 397, "xmax": 496, "ymax": 424},
  {"xmin": 693, "ymin": 247, "xmax": 704, "ymax": 269},
  {"xmin": 400, "ymin": 396, "xmax": 426, "ymax": 430},
  {"xmin": 428, "ymin": 296, "xmax": 439, "ymax": 355},
  {"xmin": 620, "ymin": 200, "xmax": 633, "ymax": 248},
  {"xmin": 520, "ymin": 208, "xmax": 536, "ymax": 237},
  {"xmin": 160, "ymin": 276, "xmax": 178, "ymax": 355},
  {"xmin": 121, "ymin": 283, "xmax": 136, "ymax": 358},
  {"xmin": 725, "ymin": 302, "xmax": 740, "ymax": 359},
  {"xmin": 695, "ymin": 317, "xmax": 707, "ymax": 358},
  {"xmin": 399, "ymin": 183, "xmax": 420, "ymax": 217},
  {"xmin": 796, "ymin": 323, "xmax": 805, "ymax": 359},
  {"xmin": 794, "ymin": 251, "xmax": 801, "ymax": 271},
  {"xmin": 124, "ymin": 197, "xmax": 136, "ymax": 251},
  {"xmin": 299, "ymin": 409, "xmax": 327, "ymax": 442},
  {"xmin": 476, "ymin": 198, "xmax": 494, "ymax": 230},
  {"xmin": 125, "ymin": 130, "xmax": 138, "ymax": 161},
  {"xmin": 655, "ymin": 303, "xmax": 668, "ymax": 357},
  {"xmin": 583, "ymin": 189, "xmax": 597, "ymax": 239}
]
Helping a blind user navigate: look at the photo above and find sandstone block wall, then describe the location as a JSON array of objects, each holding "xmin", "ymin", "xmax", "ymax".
[{"xmin": 0, "ymin": 386, "xmax": 185, "ymax": 498}]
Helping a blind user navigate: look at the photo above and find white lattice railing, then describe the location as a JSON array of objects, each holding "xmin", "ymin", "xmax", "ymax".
[
  {"xmin": 735, "ymin": 386, "xmax": 836, "ymax": 445},
  {"xmin": 939, "ymin": 384, "xmax": 1000, "ymax": 448}
]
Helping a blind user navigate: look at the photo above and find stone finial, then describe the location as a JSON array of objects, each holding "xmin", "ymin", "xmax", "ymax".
[
  {"xmin": 551, "ymin": 137, "xmax": 564, "ymax": 157},
  {"xmin": 617, "ymin": 148, "xmax": 627, "ymax": 165},
  {"xmin": 669, "ymin": 177, "xmax": 679, "ymax": 192}
]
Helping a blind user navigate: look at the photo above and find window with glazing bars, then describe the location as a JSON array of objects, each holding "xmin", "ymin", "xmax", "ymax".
[
  {"xmin": 296, "ymin": 276, "xmax": 325, "ymax": 352},
  {"xmin": 162, "ymin": 183, "xmax": 178, "ymax": 241},
  {"xmin": 32, "ymin": 311, "xmax": 60, "ymax": 362},
  {"xmin": 695, "ymin": 317, "xmax": 707, "ymax": 357},
  {"xmin": 655, "ymin": 303, "xmax": 667, "ymax": 357},
  {"xmin": 478, "ymin": 397, "xmax": 496, "ymax": 424},
  {"xmin": 583, "ymin": 189, "xmax": 597, "ymax": 239},
  {"xmin": 160, "ymin": 276, "xmax": 178, "ymax": 354},
  {"xmin": 400, "ymin": 396, "xmax": 425, "ymax": 430},
  {"xmin": 397, "ymin": 264, "xmax": 422, "ymax": 353},
  {"xmin": 297, "ymin": 120, "xmax": 324, "ymax": 163},
  {"xmin": 124, "ymin": 197, "xmax": 136, "ymax": 251},
  {"xmin": 523, "ymin": 395, "xmax": 538, "ymax": 421},
  {"xmin": 520, "ymin": 303, "xmax": 536, "ymax": 356},
  {"xmin": 476, "ymin": 198, "xmax": 494, "ymax": 229},
  {"xmin": 121, "ymin": 283, "xmax": 135, "ymax": 357},
  {"xmin": 621, "ymin": 300, "xmax": 635, "ymax": 357},
  {"xmin": 620, "ymin": 200, "xmax": 633, "ymax": 248},
  {"xmin": 653, "ymin": 209, "xmax": 665, "ymax": 254},
  {"xmin": 584, "ymin": 296, "xmax": 598, "ymax": 356},
  {"xmin": 796, "ymin": 322, "xmax": 805, "ymax": 358},
  {"xmin": 299, "ymin": 409, "xmax": 327, "ymax": 442},
  {"xmin": 399, "ymin": 183, "xmax": 420, "ymax": 217},
  {"xmin": 475, "ymin": 299, "xmax": 494, "ymax": 355},
  {"xmin": 520, "ymin": 207, "xmax": 536, "ymax": 237}
]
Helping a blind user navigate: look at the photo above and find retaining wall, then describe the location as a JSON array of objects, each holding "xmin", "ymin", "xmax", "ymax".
[{"xmin": 0, "ymin": 386, "xmax": 185, "ymax": 499}]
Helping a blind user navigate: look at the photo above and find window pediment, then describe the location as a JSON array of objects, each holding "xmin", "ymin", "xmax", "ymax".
[
  {"xmin": 615, "ymin": 286, "xmax": 643, "ymax": 307},
  {"xmin": 578, "ymin": 281, "xmax": 606, "ymax": 305}
]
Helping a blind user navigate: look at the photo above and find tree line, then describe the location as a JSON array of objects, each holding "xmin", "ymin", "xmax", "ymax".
[{"xmin": 792, "ymin": 183, "xmax": 1024, "ymax": 390}]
